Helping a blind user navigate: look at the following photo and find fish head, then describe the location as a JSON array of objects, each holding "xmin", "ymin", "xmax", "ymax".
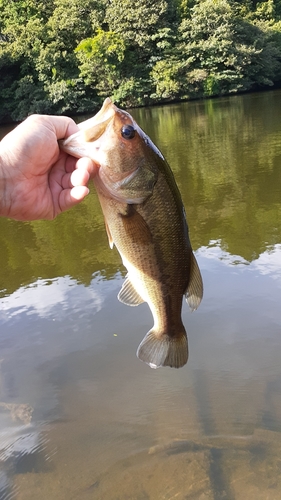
[{"xmin": 60, "ymin": 98, "xmax": 162, "ymax": 204}]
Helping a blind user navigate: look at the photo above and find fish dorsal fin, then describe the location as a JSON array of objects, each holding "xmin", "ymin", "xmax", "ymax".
[
  {"xmin": 118, "ymin": 277, "xmax": 145, "ymax": 306},
  {"xmin": 120, "ymin": 207, "xmax": 152, "ymax": 245},
  {"xmin": 105, "ymin": 221, "xmax": 114, "ymax": 249},
  {"xmin": 185, "ymin": 253, "xmax": 203, "ymax": 311}
]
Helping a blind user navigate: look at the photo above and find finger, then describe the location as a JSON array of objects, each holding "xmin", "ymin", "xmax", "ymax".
[
  {"xmin": 75, "ymin": 157, "xmax": 98, "ymax": 177},
  {"xmin": 70, "ymin": 186, "xmax": 90, "ymax": 201},
  {"xmin": 65, "ymin": 156, "xmax": 97, "ymax": 176},
  {"xmin": 61, "ymin": 165, "xmax": 91, "ymax": 190},
  {"xmin": 65, "ymin": 154, "xmax": 77, "ymax": 173},
  {"xmin": 59, "ymin": 186, "xmax": 89, "ymax": 213},
  {"xmin": 70, "ymin": 167, "xmax": 91, "ymax": 187}
]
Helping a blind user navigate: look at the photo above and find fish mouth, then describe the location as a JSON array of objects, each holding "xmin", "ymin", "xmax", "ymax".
[
  {"xmin": 59, "ymin": 98, "xmax": 116, "ymax": 158},
  {"xmin": 60, "ymin": 97, "xmax": 157, "ymax": 204},
  {"xmin": 77, "ymin": 97, "xmax": 116, "ymax": 141}
]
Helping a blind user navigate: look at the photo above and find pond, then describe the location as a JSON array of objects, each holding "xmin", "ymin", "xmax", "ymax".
[{"xmin": 1, "ymin": 90, "xmax": 281, "ymax": 499}]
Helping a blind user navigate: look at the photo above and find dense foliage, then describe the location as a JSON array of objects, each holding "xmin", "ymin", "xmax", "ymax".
[{"xmin": 1, "ymin": 0, "xmax": 281, "ymax": 122}]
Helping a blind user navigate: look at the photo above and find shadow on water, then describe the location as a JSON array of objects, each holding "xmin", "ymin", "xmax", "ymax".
[
  {"xmin": 1, "ymin": 91, "xmax": 281, "ymax": 499},
  {"xmin": 193, "ymin": 369, "xmax": 235, "ymax": 500},
  {"xmin": 262, "ymin": 374, "xmax": 281, "ymax": 432},
  {"xmin": 76, "ymin": 429, "xmax": 281, "ymax": 499}
]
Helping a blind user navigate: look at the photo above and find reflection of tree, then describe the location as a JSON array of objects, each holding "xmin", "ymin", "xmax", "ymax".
[
  {"xmin": 133, "ymin": 91, "xmax": 281, "ymax": 261},
  {"xmin": 0, "ymin": 188, "xmax": 123, "ymax": 298},
  {"xmin": 2, "ymin": 91, "xmax": 281, "ymax": 296}
]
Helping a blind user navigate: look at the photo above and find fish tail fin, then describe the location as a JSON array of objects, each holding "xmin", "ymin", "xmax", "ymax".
[{"xmin": 136, "ymin": 329, "xmax": 188, "ymax": 369}]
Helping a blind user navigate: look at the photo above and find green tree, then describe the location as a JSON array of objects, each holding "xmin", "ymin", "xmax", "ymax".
[
  {"xmin": 0, "ymin": 0, "xmax": 103, "ymax": 121},
  {"xmin": 34, "ymin": 0, "xmax": 105, "ymax": 114},
  {"xmin": 178, "ymin": 0, "xmax": 281, "ymax": 97},
  {"xmin": 105, "ymin": 0, "xmax": 169, "ymax": 48},
  {"xmin": 0, "ymin": 0, "xmax": 48, "ymax": 120},
  {"xmin": 75, "ymin": 29, "xmax": 126, "ymax": 97},
  {"xmin": 1, "ymin": 0, "xmax": 281, "ymax": 122}
]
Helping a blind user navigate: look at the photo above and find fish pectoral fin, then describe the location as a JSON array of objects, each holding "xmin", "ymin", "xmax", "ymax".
[
  {"xmin": 120, "ymin": 207, "xmax": 152, "ymax": 245},
  {"xmin": 118, "ymin": 277, "xmax": 145, "ymax": 306},
  {"xmin": 185, "ymin": 252, "xmax": 203, "ymax": 311},
  {"xmin": 105, "ymin": 221, "xmax": 114, "ymax": 249}
]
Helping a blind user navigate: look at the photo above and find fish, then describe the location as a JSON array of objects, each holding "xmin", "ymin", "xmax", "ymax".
[{"xmin": 60, "ymin": 98, "xmax": 203, "ymax": 369}]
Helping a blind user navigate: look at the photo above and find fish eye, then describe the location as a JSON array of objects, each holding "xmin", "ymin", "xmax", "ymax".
[{"xmin": 121, "ymin": 125, "xmax": 136, "ymax": 140}]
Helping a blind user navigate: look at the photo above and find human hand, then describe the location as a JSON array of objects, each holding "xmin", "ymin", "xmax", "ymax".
[{"xmin": 0, "ymin": 114, "xmax": 97, "ymax": 221}]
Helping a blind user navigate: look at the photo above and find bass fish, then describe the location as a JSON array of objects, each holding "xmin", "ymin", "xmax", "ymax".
[{"xmin": 60, "ymin": 98, "xmax": 203, "ymax": 369}]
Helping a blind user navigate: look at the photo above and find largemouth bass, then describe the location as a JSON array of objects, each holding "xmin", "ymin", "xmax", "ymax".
[{"xmin": 60, "ymin": 98, "xmax": 203, "ymax": 368}]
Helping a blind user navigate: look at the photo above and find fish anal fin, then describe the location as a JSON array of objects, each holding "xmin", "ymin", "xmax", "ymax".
[
  {"xmin": 118, "ymin": 277, "xmax": 145, "ymax": 306},
  {"xmin": 105, "ymin": 221, "xmax": 114, "ymax": 249},
  {"xmin": 137, "ymin": 330, "xmax": 188, "ymax": 369},
  {"xmin": 120, "ymin": 207, "xmax": 152, "ymax": 245},
  {"xmin": 185, "ymin": 252, "xmax": 203, "ymax": 311}
]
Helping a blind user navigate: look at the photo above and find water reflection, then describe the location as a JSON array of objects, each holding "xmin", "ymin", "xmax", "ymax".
[
  {"xmin": 0, "ymin": 241, "xmax": 281, "ymax": 498},
  {"xmin": 0, "ymin": 272, "xmax": 124, "ymax": 500},
  {"xmin": 1, "ymin": 276, "xmax": 105, "ymax": 320},
  {"xmin": 132, "ymin": 91, "xmax": 281, "ymax": 261},
  {"xmin": 1, "ymin": 91, "xmax": 281, "ymax": 498}
]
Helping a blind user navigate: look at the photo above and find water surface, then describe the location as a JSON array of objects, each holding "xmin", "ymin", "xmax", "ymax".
[{"xmin": 1, "ymin": 91, "xmax": 281, "ymax": 499}]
